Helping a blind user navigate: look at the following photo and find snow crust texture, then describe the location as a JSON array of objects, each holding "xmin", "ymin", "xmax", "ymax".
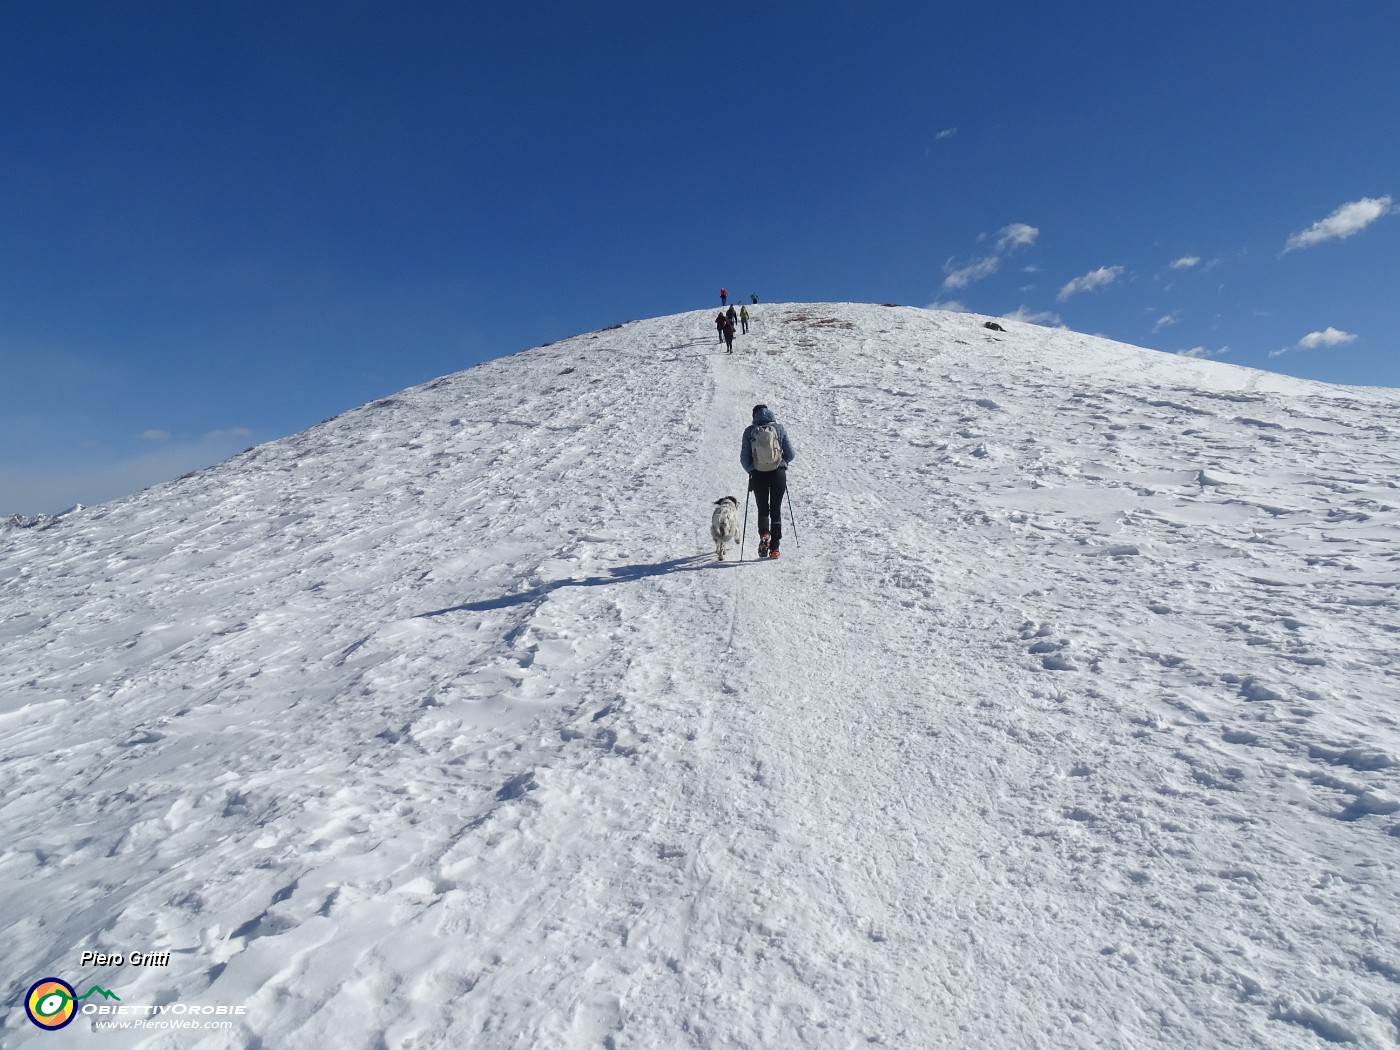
[{"xmin": 3, "ymin": 304, "xmax": 1400, "ymax": 1048}]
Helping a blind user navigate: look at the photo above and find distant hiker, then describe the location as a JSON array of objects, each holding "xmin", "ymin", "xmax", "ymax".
[
  {"xmin": 722, "ymin": 314, "xmax": 736, "ymax": 353},
  {"xmin": 715, "ymin": 311, "xmax": 728, "ymax": 344},
  {"xmin": 720, "ymin": 288, "xmax": 728, "ymax": 306},
  {"xmin": 750, "ymin": 292, "xmax": 758, "ymax": 305},
  {"xmin": 739, "ymin": 304, "xmax": 750, "ymax": 334},
  {"xmin": 726, "ymin": 304, "xmax": 738, "ymax": 329},
  {"xmin": 740, "ymin": 404, "xmax": 795, "ymax": 558}
]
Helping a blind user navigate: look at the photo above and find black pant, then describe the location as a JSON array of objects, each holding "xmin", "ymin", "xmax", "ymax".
[{"xmin": 751, "ymin": 469, "xmax": 787, "ymax": 545}]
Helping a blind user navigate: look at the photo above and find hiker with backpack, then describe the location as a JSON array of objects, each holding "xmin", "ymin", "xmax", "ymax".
[
  {"xmin": 721, "ymin": 313, "xmax": 736, "ymax": 353},
  {"xmin": 739, "ymin": 304, "xmax": 750, "ymax": 334},
  {"xmin": 740, "ymin": 404, "xmax": 795, "ymax": 558},
  {"xmin": 726, "ymin": 304, "xmax": 738, "ymax": 332},
  {"xmin": 715, "ymin": 311, "xmax": 728, "ymax": 344},
  {"xmin": 720, "ymin": 288, "xmax": 728, "ymax": 306}
]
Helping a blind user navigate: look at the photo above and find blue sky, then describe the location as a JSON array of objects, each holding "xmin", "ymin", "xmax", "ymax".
[{"xmin": 3, "ymin": 1, "xmax": 1396, "ymax": 516}]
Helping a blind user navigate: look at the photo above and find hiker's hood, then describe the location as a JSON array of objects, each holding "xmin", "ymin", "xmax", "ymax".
[{"xmin": 752, "ymin": 405, "xmax": 776, "ymax": 425}]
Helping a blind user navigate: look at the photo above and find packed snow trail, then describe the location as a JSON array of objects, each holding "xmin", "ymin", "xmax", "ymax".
[{"xmin": 2, "ymin": 305, "xmax": 1399, "ymax": 1048}]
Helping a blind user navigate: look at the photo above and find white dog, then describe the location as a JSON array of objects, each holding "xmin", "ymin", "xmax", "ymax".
[{"xmin": 710, "ymin": 496, "xmax": 740, "ymax": 560}]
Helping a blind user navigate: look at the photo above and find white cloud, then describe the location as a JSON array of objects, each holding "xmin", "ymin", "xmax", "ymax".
[
  {"xmin": 935, "ymin": 127, "xmax": 958, "ymax": 141},
  {"xmin": 942, "ymin": 256, "xmax": 1000, "ymax": 291},
  {"xmin": 1179, "ymin": 346, "xmax": 1229, "ymax": 359},
  {"xmin": 1284, "ymin": 196, "xmax": 1395, "ymax": 252},
  {"xmin": 1298, "ymin": 326, "xmax": 1357, "ymax": 349},
  {"xmin": 1057, "ymin": 265, "xmax": 1124, "ymax": 301},
  {"xmin": 1270, "ymin": 327, "xmax": 1358, "ymax": 357},
  {"xmin": 940, "ymin": 222, "xmax": 1040, "ymax": 292},
  {"xmin": 1152, "ymin": 312, "xmax": 1179, "ymax": 333},
  {"xmin": 996, "ymin": 223, "xmax": 1039, "ymax": 253},
  {"xmin": 139, "ymin": 428, "xmax": 171, "ymax": 442},
  {"xmin": 1003, "ymin": 306, "xmax": 1062, "ymax": 326},
  {"xmin": 1170, "ymin": 256, "xmax": 1201, "ymax": 270},
  {"xmin": 927, "ymin": 299, "xmax": 971, "ymax": 313}
]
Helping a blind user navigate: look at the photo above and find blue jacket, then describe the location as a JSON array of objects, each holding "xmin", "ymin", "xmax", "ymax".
[{"xmin": 740, "ymin": 406, "xmax": 795, "ymax": 473}]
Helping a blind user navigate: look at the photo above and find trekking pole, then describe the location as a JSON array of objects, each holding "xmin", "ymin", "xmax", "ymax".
[
  {"xmin": 740, "ymin": 487, "xmax": 751, "ymax": 562},
  {"xmin": 786, "ymin": 477, "xmax": 801, "ymax": 547}
]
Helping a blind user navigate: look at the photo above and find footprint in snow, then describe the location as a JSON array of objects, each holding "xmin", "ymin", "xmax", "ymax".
[
  {"xmin": 496, "ymin": 771, "xmax": 537, "ymax": 802},
  {"xmin": 1238, "ymin": 678, "xmax": 1286, "ymax": 703}
]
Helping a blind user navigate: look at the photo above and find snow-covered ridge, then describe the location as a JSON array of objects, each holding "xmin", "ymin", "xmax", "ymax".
[{"xmin": 2, "ymin": 304, "xmax": 1399, "ymax": 1048}]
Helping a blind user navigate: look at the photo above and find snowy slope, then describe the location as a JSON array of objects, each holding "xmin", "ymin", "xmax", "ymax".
[{"xmin": 3, "ymin": 304, "xmax": 1399, "ymax": 1048}]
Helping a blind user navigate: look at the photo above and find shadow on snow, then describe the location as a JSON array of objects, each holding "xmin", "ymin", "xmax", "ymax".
[{"xmin": 416, "ymin": 554, "xmax": 721, "ymax": 616}]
